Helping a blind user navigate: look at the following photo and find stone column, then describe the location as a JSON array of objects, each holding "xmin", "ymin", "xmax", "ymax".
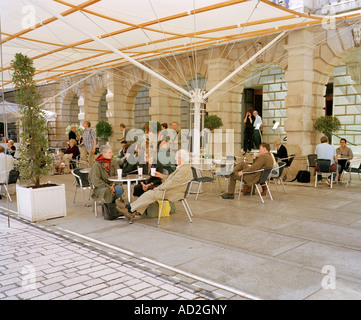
[
  {"xmin": 205, "ymin": 58, "xmax": 242, "ymax": 157},
  {"xmin": 106, "ymin": 70, "xmax": 131, "ymax": 152},
  {"xmin": 284, "ymin": 29, "xmax": 322, "ymax": 156},
  {"xmin": 148, "ymin": 61, "xmax": 181, "ymax": 125}
]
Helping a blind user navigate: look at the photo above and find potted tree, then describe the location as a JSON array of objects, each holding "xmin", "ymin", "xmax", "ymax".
[
  {"xmin": 314, "ymin": 115, "xmax": 341, "ymax": 143},
  {"xmin": 204, "ymin": 114, "xmax": 223, "ymax": 132},
  {"xmin": 96, "ymin": 120, "xmax": 112, "ymax": 145},
  {"xmin": 11, "ymin": 53, "xmax": 67, "ymax": 222},
  {"xmin": 204, "ymin": 114, "xmax": 223, "ymax": 158}
]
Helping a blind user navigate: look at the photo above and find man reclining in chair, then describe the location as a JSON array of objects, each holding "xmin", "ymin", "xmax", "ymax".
[
  {"xmin": 222, "ymin": 142, "xmax": 274, "ymax": 199},
  {"xmin": 116, "ymin": 149, "xmax": 193, "ymax": 224}
]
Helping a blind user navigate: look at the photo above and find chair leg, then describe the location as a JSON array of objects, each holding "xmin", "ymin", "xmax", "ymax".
[
  {"xmin": 315, "ymin": 172, "xmax": 318, "ymax": 188},
  {"xmin": 183, "ymin": 198, "xmax": 193, "ymax": 218},
  {"xmin": 255, "ymin": 184, "xmax": 264, "ymax": 204},
  {"xmin": 94, "ymin": 201, "xmax": 98, "ymax": 218},
  {"xmin": 73, "ymin": 187, "xmax": 77, "ymax": 203},
  {"xmin": 181, "ymin": 200, "xmax": 193, "ymax": 223},
  {"xmin": 4, "ymin": 185, "xmax": 12, "ymax": 202},
  {"xmin": 265, "ymin": 181, "xmax": 273, "ymax": 200},
  {"xmin": 213, "ymin": 180, "xmax": 219, "ymax": 196},
  {"xmin": 195, "ymin": 182, "xmax": 202, "ymax": 200},
  {"xmin": 157, "ymin": 200, "xmax": 165, "ymax": 225},
  {"xmin": 280, "ymin": 178, "xmax": 287, "ymax": 194}
]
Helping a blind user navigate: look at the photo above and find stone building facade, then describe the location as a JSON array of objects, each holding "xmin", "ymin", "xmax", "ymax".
[{"xmin": 5, "ymin": 0, "xmax": 361, "ymax": 160}]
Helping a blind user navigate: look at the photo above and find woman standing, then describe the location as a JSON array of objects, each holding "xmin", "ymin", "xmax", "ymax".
[{"xmin": 243, "ymin": 108, "xmax": 255, "ymax": 154}]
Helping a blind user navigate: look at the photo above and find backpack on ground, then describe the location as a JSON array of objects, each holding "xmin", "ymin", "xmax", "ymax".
[
  {"xmin": 101, "ymin": 202, "xmax": 122, "ymax": 220},
  {"xmin": 145, "ymin": 200, "xmax": 176, "ymax": 219},
  {"xmin": 291, "ymin": 170, "xmax": 310, "ymax": 183}
]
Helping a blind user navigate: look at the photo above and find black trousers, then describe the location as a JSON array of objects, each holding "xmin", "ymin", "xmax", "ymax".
[{"xmin": 243, "ymin": 128, "xmax": 254, "ymax": 152}]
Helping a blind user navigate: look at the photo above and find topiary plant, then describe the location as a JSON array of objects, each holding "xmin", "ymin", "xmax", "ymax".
[
  {"xmin": 11, "ymin": 53, "xmax": 53, "ymax": 188},
  {"xmin": 314, "ymin": 116, "xmax": 341, "ymax": 142},
  {"xmin": 95, "ymin": 121, "xmax": 113, "ymax": 141},
  {"xmin": 204, "ymin": 114, "xmax": 223, "ymax": 131}
]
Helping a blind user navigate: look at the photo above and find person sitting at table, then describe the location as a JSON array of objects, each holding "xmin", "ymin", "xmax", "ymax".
[
  {"xmin": 115, "ymin": 149, "xmax": 193, "ymax": 224},
  {"xmin": 121, "ymin": 143, "xmax": 139, "ymax": 175},
  {"xmin": 116, "ymin": 141, "xmax": 129, "ymax": 167},
  {"xmin": 54, "ymin": 139, "xmax": 80, "ymax": 174},
  {"xmin": 336, "ymin": 138, "xmax": 353, "ymax": 181},
  {"xmin": 89, "ymin": 145, "xmax": 124, "ymax": 204},
  {"xmin": 272, "ymin": 137, "xmax": 288, "ymax": 164},
  {"xmin": 6, "ymin": 140, "xmax": 16, "ymax": 158},
  {"xmin": 315, "ymin": 136, "xmax": 340, "ymax": 183},
  {"xmin": 0, "ymin": 145, "xmax": 14, "ymax": 186},
  {"xmin": 133, "ymin": 148, "xmax": 163, "ymax": 198},
  {"xmin": 222, "ymin": 142, "xmax": 274, "ymax": 199}
]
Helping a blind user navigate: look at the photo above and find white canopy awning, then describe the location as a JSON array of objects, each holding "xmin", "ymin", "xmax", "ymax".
[
  {"xmin": 1, "ymin": 0, "xmax": 360, "ymax": 89},
  {"xmin": 0, "ymin": 101, "xmax": 57, "ymax": 122}
]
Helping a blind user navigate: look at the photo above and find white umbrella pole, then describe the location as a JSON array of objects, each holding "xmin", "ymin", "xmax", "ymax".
[
  {"xmin": 204, "ymin": 31, "xmax": 286, "ymax": 99},
  {"xmin": 0, "ymin": 14, "xmax": 10, "ymax": 228}
]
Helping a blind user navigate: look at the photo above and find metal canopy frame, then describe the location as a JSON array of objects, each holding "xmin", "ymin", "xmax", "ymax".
[{"xmin": 2, "ymin": 0, "xmax": 361, "ymax": 159}]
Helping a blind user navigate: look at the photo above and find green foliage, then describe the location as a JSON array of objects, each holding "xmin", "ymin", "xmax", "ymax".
[
  {"xmin": 204, "ymin": 114, "xmax": 223, "ymax": 131},
  {"xmin": 96, "ymin": 121, "xmax": 113, "ymax": 140},
  {"xmin": 314, "ymin": 116, "xmax": 341, "ymax": 136},
  {"xmin": 65, "ymin": 124, "xmax": 83, "ymax": 137},
  {"xmin": 11, "ymin": 53, "xmax": 53, "ymax": 188}
]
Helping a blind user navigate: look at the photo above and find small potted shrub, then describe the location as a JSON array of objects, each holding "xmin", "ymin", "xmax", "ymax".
[
  {"xmin": 314, "ymin": 116, "xmax": 341, "ymax": 143},
  {"xmin": 96, "ymin": 120, "xmax": 112, "ymax": 145},
  {"xmin": 11, "ymin": 53, "xmax": 66, "ymax": 222}
]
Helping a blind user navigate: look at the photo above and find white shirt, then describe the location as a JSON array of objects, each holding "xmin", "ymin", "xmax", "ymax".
[
  {"xmin": 315, "ymin": 143, "xmax": 336, "ymax": 165},
  {"xmin": 253, "ymin": 115, "xmax": 262, "ymax": 130},
  {"xmin": 0, "ymin": 153, "xmax": 14, "ymax": 183}
]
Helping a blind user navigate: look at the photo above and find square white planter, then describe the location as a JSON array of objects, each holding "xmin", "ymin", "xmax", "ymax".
[{"xmin": 17, "ymin": 184, "xmax": 67, "ymax": 222}]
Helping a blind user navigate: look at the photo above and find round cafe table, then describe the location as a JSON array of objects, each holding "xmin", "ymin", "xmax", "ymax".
[{"xmin": 108, "ymin": 174, "xmax": 149, "ymax": 203}]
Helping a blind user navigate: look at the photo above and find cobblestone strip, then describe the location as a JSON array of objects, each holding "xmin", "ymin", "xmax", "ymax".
[{"xmin": 0, "ymin": 213, "xmax": 249, "ymax": 300}]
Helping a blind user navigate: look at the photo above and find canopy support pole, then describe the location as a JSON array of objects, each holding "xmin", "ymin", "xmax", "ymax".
[{"xmin": 204, "ymin": 31, "xmax": 286, "ymax": 99}]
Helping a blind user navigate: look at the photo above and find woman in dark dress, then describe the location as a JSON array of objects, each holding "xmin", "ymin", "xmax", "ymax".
[
  {"xmin": 243, "ymin": 108, "xmax": 255, "ymax": 153},
  {"xmin": 133, "ymin": 151, "xmax": 163, "ymax": 198}
]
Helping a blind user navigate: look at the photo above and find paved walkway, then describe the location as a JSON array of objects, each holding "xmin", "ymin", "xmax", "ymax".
[{"xmin": 0, "ymin": 214, "xmax": 247, "ymax": 300}]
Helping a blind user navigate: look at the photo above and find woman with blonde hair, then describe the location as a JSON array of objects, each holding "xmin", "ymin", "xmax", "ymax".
[
  {"xmin": 272, "ymin": 137, "xmax": 288, "ymax": 162},
  {"xmin": 55, "ymin": 139, "xmax": 80, "ymax": 173}
]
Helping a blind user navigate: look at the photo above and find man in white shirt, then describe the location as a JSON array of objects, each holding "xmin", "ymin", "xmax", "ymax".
[
  {"xmin": 0, "ymin": 145, "xmax": 14, "ymax": 184},
  {"xmin": 315, "ymin": 136, "xmax": 340, "ymax": 182},
  {"xmin": 253, "ymin": 110, "xmax": 263, "ymax": 149}
]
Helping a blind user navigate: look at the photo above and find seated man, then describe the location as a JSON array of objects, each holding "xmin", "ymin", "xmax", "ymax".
[
  {"xmin": 222, "ymin": 142, "xmax": 274, "ymax": 199},
  {"xmin": 315, "ymin": 136, "xmax": 340, "ymax": 182},
  {"xmin": 115, "ymin": 149, "xmax": 193, "ymax": 224},
  {"xmin": 89, "ymin": 145, "xmax": 124, "ymax": 204},
  {"xmin": 55, "ymin": 139, "xmax": 80, "ymax": 173},
  {"xmin": 336, "ymin": 138, "xmax": 353, "ymax": 181}
]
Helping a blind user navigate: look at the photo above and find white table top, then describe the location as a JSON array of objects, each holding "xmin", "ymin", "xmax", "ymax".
[{"xmin": 108, "ymin": 174, "xmax": 150, "ymax": 182}]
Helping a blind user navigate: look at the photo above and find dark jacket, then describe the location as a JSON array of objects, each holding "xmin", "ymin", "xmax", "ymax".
[
  {"xmin": 89, "ymin": 158, "xmax": 119, "ymax": 203},
  {"xmin": 274, "ymin": 144, "xmax": 288, "ymax": 164},
  {"xmin": 64, "ymin": 145, "xmax": 80, "ymax": 159}
]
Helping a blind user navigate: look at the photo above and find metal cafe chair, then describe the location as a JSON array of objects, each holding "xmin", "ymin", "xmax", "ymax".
[
  {"xmin": 237, "ymin": 167, "xmax": 273, "ymax": 203},
  {"xmin": 158, "ymin": 180, "xmax": 194, "ymax": 225}
]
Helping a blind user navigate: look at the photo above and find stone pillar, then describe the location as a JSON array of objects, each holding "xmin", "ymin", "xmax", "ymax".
[
  {"xmin": 106, "ymin": 70, "xmax": 131, "ymax": 152},
  {"xmin": 284, "ymin": 29, "xmax": 322, "ymax": 156},
  {"xmin": 148, "ymin": 61, "xmax": 180, "ymax": 125},
  {"xmin": 205, "ymin": 58, "xmax": 242, "ymax": 157}
]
